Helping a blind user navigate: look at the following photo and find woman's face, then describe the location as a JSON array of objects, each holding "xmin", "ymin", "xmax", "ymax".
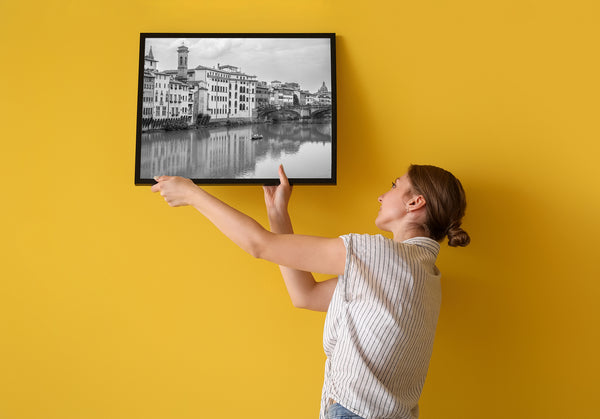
[{"xmin": 375, "ymin": 174, "xmax": 414, "ymax": 231}]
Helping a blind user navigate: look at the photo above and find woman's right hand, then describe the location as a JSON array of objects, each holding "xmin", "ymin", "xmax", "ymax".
[{"xmin": 263, "ymin": 164, "xmax": 292, "ymax": 218}]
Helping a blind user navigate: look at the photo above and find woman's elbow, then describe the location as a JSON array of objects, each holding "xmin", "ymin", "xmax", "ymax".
[
  {"xmin": 247, "ymin": 241, "xmax": 264, "ymax": 259},
  {"xmin": 292, "ymin": 298, "xmax": 326, "ymax": 312},
  {"xmin": 290, "ymin": 290, "xmax": 327, "ymax": 312},
  {"xmin": 247, "ymin": 230, "xmax": 273, "ymax": 260},
  {"xmin": 290, "ymin": 295, "xmax": 309, "ymax": 310}
]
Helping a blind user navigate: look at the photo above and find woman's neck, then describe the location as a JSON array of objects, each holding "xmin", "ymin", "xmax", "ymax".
[{"xmin": 391, "ymin": 224, "xmax": 429, "ymax": 243}]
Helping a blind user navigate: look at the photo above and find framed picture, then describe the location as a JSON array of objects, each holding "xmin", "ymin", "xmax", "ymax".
[{"xmin": 135, "ymin": 33, "xmax": 336, "ymax": 185}]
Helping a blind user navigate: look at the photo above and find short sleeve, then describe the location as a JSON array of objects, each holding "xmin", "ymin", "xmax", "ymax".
[
  {"xmin": 337, "ymin": 234, "xmax": 393, "ymax": 302},
  {"xmin": 339, "ymin": 234, "xmax": 354, "ymax": 302}
]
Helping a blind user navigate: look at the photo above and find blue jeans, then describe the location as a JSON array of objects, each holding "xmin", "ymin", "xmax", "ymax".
[{"xmin": 326, "ymin": 403, "xmax": 365, "ymax": 419}]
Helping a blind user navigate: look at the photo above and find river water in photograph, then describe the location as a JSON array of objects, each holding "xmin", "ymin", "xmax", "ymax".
[{"xmin": 140, "ymin": 122, "xmax": 332, "ymax": 180}]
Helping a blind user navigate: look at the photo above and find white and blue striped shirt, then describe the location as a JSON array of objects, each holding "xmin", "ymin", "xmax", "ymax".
[{"xmin": 320, "ymin": 234, "xmax": 442, "ymax": 419}]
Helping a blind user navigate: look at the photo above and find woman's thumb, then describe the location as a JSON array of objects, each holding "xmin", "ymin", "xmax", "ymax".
[{"xmin": 278, "ymin": 164, "xmax": 289, "ymax": 185}]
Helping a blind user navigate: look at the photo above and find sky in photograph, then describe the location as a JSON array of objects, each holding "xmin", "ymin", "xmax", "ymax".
[{"xmin": 145, "ymin": 37, "xmax": 333, "ymax": 93}]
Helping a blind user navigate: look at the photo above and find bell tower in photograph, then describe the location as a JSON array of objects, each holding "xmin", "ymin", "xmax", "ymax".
[{"xmin": 177, "ymin": 43, "xmax": 189, "ymax": 81}]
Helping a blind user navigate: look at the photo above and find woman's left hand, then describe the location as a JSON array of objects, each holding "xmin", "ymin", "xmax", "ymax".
[{"xmin": 151, "ymin": 176, "xmax": 198, "ymax": 207}]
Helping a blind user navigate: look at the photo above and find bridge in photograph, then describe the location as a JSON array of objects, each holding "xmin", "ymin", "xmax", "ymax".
[{"xmin": 257, "ymin": 105, "xmax": 333, "ymax": 121}]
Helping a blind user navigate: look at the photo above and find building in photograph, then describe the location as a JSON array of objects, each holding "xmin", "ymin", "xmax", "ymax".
[
  {"xmin": 167, "ymin": 78, "xmax": 189, "ymax": 118},
  {"xmin": 188, "ymin": 64, "xmax": 257, "ymax": 121},
  {"xmin": 305, "ymin": 93, "xmax": 318, "ymax": 105},
  {"xmin": 144, "ymin": 45, "xmax": 171, "ymax": 120},
  {"xmin": 176, "ymin": 44, "xmax": 189, "ymax": 81},
  {"xmin": 153, "ymin": 72, "xmax": 170, "ymax": 119},
  {"xmin": 290, "ymin": 89, "xmax": 310, "ymax": 106},
  {"xmin": 316, "ymin": 81, "xmax": 332, "ymax": 105},
  {"xmin": 282, "ymin": 82, "xmax": 303, "ymax": 105},
  {"xmin": 298, "ymin": 90, "xmax": 310, "ymax": 105},
  {"xmin": 270, "ymin": 86, "xmax": 294, "ymax": 107},
  {"xmin": 189, "ymin": 80, "xmax": 209, "ymax": 124},
  {"xmin": 144, "ymin": 46, "xmax": 158, "ymax": 71},
  {"xmin": 142, "ymin": 71, "xmax": 155, "ymax": 118},
  {"xmin": 255, "ymin": 81, "xmax": 270, "ymax": 108}
]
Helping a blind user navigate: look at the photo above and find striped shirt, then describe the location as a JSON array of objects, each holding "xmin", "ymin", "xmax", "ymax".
[{"xmin": 320, "ymin": 234, "xmax": 442, "ymax": 419}]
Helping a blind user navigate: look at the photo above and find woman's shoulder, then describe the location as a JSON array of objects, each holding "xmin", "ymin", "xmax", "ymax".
[
  {"xmin": 341, "ymin": 234, "xmax": 440, "ymax": 256},
  {"xmin": 340, "ymin": 232, "xmax": 388, "ymax": 242},
  {"xmin": 339, "ymin": 233, "xmax": 395, "ymax": 251}
]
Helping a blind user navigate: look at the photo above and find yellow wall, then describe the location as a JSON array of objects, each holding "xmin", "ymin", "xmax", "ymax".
[{"xmin": 2, "ymin": 1, "xmax": 599, "ymax": 418}]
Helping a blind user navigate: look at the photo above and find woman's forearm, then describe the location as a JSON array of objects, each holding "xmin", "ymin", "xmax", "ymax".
[{"xmin": 268, "ymin": 210, "xmax": 337, "ymax": 312}]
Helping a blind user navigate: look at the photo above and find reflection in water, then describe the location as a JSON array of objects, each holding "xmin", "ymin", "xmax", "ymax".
[{"xmin": 140, "ymin": 122, "xmax": 332, "ymax": 179}]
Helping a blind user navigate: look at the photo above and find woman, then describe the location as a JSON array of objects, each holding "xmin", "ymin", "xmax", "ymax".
[{"xmin": 151, "ymin": 164, "xmax": 469, "ymax": 419}]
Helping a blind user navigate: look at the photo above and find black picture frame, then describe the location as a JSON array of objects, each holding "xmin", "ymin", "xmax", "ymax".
[{"xmin": 135, "ymin": 33, "xmax": 337, "ymax": 185}]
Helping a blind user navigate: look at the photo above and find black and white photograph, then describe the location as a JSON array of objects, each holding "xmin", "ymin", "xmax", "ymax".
[{"xmin": 135, "ymin": 33, "xmax": 336, "ymax": 185}]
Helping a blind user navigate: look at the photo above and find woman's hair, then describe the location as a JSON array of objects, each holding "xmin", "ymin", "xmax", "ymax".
[{"xmin": 407, "ymin": 164, "xmax": 470, "ymax": 247}]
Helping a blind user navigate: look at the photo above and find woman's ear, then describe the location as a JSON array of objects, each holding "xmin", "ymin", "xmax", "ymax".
[{"xmin": 407, "ymin": 195, "xmax": 426, "ymax": 211}]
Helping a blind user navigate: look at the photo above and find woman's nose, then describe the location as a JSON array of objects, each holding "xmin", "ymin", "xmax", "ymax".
[{"xmin": 378, "ymin": 195, "xmax": 383, "ymax": 203}]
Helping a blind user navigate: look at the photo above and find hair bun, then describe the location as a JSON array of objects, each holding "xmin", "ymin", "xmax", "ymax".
[{"xmin": 447, "ymin": 226, "xmax": 470, "ymax": 247}]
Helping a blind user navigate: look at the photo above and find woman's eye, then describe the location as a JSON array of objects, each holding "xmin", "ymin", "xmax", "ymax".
[{"xmin": 391, "ymin": 182, "xmax": 396, "ymax": 189}]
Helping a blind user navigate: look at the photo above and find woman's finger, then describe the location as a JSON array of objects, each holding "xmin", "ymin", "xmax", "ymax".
[{"xmin": 278, "ymin": 164, "xmax": 290, "ymax": 186}]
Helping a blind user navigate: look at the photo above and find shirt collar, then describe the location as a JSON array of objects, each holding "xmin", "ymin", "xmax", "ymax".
[{"xmin": 402, "ymin": 236, "xmax": 441, "ymax": 256}]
